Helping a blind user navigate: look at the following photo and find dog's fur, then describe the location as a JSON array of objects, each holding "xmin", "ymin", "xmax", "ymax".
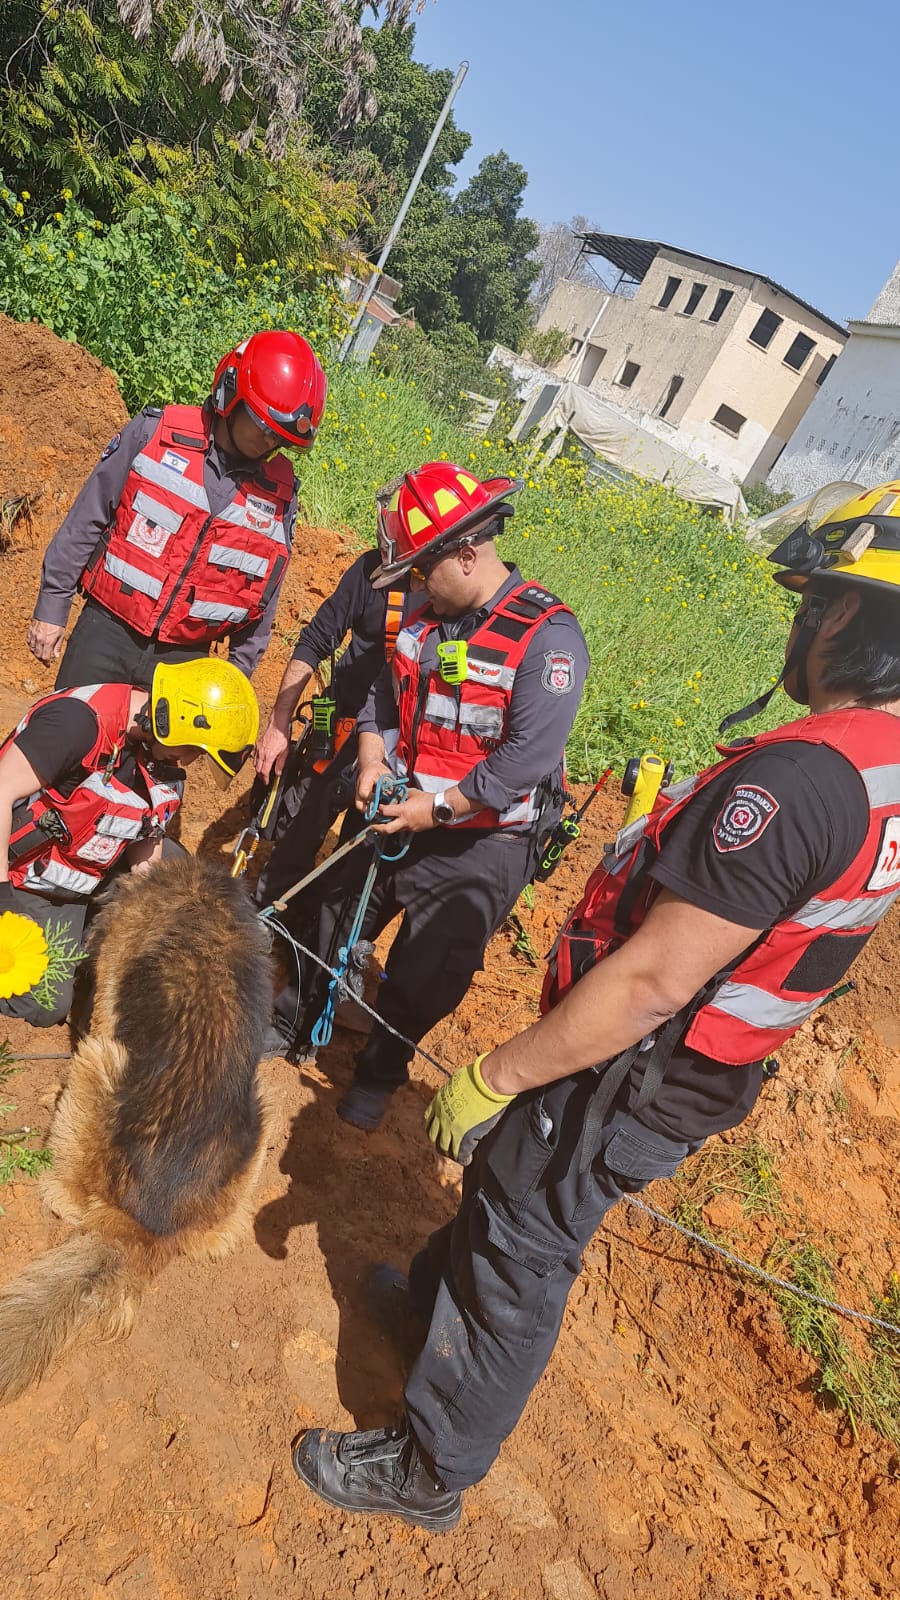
[{"xmin": 0, "ymin": 855, "xmax": 273, "ymax": 1404}]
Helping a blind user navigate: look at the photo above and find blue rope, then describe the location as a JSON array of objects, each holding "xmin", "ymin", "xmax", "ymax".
[{"xmin": 309, "ymin": 775, "xmax": 410, "ymax": 1050}]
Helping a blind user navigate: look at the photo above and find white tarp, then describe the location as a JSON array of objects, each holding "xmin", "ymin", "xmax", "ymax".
[{"xmin": 516, "ymin": 380, "xmax": 745, "ymax": 523}]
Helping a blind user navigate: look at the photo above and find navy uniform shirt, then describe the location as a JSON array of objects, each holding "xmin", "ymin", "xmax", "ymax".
[
  {"xmin": 638, "ymin": 739, "xmax": 870, "ymax": 1140},
  {"xmin": 359, "ymin": 564, "xmax": 590, "ymax": 821},
  {"xmin": 292, "ymin": 549, "xmax": 405, "ymax": 718},
  {"xmin": 33, "ymin": 406, "xmax": 300, "ymax": 676}
]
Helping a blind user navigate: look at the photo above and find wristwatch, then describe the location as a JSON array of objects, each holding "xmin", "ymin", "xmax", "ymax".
[{"xmin": 432, "ymin": 790, "xmax": 456, "ymax": 825}]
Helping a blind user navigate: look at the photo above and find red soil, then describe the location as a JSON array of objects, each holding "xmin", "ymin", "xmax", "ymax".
[{"xmin": 0, "ymin": 317, "xmax": 897, "ymax": 1600}]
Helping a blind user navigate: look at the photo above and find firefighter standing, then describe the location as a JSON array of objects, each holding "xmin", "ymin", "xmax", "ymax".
[
  {"xmin": 26, "ymin": 331, "xmax": 327, "ymax": 690},
  {"xmin": 268, "ymin": 461, "xmax": 589, "ymax": 1129},
  {"xmin": 0, "ymin": 658, "xmax": 258, "ymax": 1025},
  {"xmin": 252, "ymin": 549, "xmax": 409, "ymax": 909},
  {"xmin": 291, "ymin": 480, "xmax": 900, "ymax": 1530}
]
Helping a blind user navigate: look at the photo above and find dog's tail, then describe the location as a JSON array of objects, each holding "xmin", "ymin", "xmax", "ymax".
[{"xmin": 0, "ymin": 1234, "xmax": 143, "ymax": 1405}]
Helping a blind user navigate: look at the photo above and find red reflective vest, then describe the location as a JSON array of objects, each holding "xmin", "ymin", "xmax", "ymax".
[
  {"xmin": 543, "ymin": 708, "xmax": 900, "ymax": 1064},
  {"xmin": 81, "ymin": 404, "xmax": 294, "ymax": 645},
  {"xmin": 3, "ymin": 685, "xmax": 182, "ymax": 899},
  {"xmin": 392, "ymin": 581, "xmax": 572, "ymax": 829}
]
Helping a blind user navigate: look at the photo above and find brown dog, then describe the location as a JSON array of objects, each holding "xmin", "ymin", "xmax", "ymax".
[{"xmin": 0, "ymin": 855, "xmax": 273, "ymax": 1403}]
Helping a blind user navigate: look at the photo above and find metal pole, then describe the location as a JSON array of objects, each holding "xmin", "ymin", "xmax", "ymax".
[{"xmin": 338, "ymin": 59, "xmax": 470, "ymax": 363}]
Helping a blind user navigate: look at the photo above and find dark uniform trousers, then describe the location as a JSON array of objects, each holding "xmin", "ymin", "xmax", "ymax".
[
  {"xmin": 55, "ymin": 600, "xmax": 205, "ymax": 692},
  {"xmin": 402, "ymin": 1064, "xmax": 714, "ymax": 1492},
  {"xmin": 272, "ymin": 811, "xmax": 540, "ymax": 1075},
  {"xmin": 0, "ymin": 839, "xmax": 189, "ymax": 1028},
  {"xmin": 254, "ymin": 735, "xmax": 359, "ymax": 911},
  {"xmin": 0, "ymin": 889, "xmax": 88, "ymax": 1026}
]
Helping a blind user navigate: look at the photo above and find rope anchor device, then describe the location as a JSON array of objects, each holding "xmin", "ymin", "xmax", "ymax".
[{"xmin": 309, "ymin": 774, "xmax": 410, "ymax": 1050}]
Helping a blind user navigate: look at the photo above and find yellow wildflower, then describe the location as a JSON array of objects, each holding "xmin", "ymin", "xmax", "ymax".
[{"xmin": 0, "ymin": 913, "xmax": 48, "ymax": 999}]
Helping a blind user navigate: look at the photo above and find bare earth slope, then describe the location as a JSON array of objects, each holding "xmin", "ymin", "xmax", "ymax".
[{"xmin": 0, "ymin": 317, "xmax": 897, "ymax": 1600}]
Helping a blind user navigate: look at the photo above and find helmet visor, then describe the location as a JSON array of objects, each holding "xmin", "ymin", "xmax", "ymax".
[
  {"xmin": 746, "ymin": 483, "xmax": 867, "ymax": 556},
  {"xmin": 246, "ymin": 401, "xmax": 317, "ymax": 447},
  {"xmin": 205, "ymin": 744, "xmax": 253, "ymax": 790}
]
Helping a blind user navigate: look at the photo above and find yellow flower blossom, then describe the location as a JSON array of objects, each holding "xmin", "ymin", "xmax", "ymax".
[{"xmin": 0, "ymin": 913, "xmax": 48, "ymax": 999}]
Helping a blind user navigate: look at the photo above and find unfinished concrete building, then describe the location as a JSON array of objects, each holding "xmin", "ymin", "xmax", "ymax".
[
  {"xmin": 769, "ymin": 260, "xmax": 900, "ymax": 497},
  {"xmin": 537, "ymin": 234, "xmax": 846, "ymax": 488}
]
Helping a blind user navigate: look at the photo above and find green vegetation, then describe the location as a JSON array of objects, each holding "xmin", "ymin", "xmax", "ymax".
[
  {"xmin": 672, "ymin": 1138, "xmax": 782, "ymax": 1222},
  {"xmin": 655, "ymin": 1139, "xmax": 900, "ymax": 1445},
  {"xmin": 770, "ymin": 1242, "xmax": 900, "ymax": 1447},
  {"xmin": 299, "ymin": 363, "xmax": 795, "ymax": 778},
  {"xmin": 31, "ymin": 920, "xmax": 87, "ymax": 1013},
  {"xmin": 0, "ymin": 1046, "xmax": 52, "ymax": 1201}
]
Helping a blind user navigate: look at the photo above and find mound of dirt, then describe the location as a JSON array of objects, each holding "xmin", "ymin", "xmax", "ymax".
[{"xmin": 0, "ymin": 316, "xmax": 898, "ymax": 1600}]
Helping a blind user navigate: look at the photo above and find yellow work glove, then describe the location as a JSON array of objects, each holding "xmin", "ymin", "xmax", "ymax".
[{"xmin": 424, "ymin": 1054, "xmax": 516, "ymax": 1166}]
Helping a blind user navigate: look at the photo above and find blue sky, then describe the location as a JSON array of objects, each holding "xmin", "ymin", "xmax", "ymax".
[{"xmin": 411, "ymin": 0, "xmax": 897, "ymax": 327}]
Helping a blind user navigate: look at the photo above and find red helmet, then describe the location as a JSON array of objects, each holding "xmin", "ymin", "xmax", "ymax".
[
  {"xmin": 371, "ymin": 461, "xmax": 522, "ymax": 589},
  {"xmin": 212, "ymin": 330, "xmax": 327, "ymax": 450}
]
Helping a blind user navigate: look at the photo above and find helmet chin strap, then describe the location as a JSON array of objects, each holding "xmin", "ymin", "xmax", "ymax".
[{"xmin": 718, "ymin": 592, "xmax": 827, "ymax": 737}]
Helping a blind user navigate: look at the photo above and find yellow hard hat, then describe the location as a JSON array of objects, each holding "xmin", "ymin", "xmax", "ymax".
[
  {"xmin": 768, "ymin": 479, "xmax": 900, "ymax": 597},
  {"xmin": 150, "ymin": 658, "xmax": 259, "ymax": 786}
]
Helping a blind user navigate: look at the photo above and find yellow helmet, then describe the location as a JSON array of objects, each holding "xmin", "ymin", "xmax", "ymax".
[
  {"xmin": 150, "ymin": 659, "xmax": 259, "ymax": 786},
  {"xmin": 768, "ymin": 480, "xmax": 900, "ymax": 597}
]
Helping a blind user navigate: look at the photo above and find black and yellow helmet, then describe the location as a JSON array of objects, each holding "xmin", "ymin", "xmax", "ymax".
[{"xmin": 766, "ymin": 480, "xmax": 900, "ymax": 596}]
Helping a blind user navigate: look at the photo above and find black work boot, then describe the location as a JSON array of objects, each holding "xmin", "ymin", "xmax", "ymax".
[
  {"xmin": 365, "ymin": 1263, "xmax": 429, "ymax": 1365},
  {"xmin": 336, "ymin": 1081, "xmax": 395, "ymax": 1130},
  {"xmin": 291, "ymin": 1421, "xmax": 461, "ymax": 1532}
]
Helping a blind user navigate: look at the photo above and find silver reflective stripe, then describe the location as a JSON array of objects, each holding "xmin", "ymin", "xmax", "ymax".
[
  {"xmin": 412, "ymin": 767, "xmax": 537, "ymax": 826},
  {"xmin": 862, "ymin": 764, "xmax": 900, "ymax": 807},
  {"xmin": 132, "ymin": 489, "xmax": 183, "ymax": 535},
  {"xmin": 132, "ymin": 452, "xmax": 209, "ymax": 511},
  {"xmin": 208, "ymin": 543, "xmax": 269, "ymax": 579},
  {"xmin": 22, "ymin": 859, "xmax": 98, "ymax": 896},
  {"xmin": 188, "ymin": 600, "xmax": 249, "ymax": 625},
  {"xmin": 410, "ymin": 770, "xmax": 447, "ymax": 794},
  {"xmin": 95, "ymin": 814, "xmax": 144, "ymax": 840},
  {"xmin": 708, "ymin": 982, "xmax": 821, "ymax": 1031},
  {"xmin": 395, "ymin": 626, "xmax": 425, "ymax": 663},
  {"xmin": 67, "ymin": 684, "xmax": 104, "ymax": 703},
  {"xmin": 498, "ymin": 792, "xmax": 538, "ymax": 824},
  {"xmin": 80, "ymin": 771, "xmax": 147, "ymax": 811},
  {"xmin": 794, "ymin": 888, "xmax": 900, "ymax": 931},
  {"xmin": 382, "ymin": 729, "xmax": 403, "ymax": 773},
  {"xmin": 104, "ymin": 553, "xmax": 164, "ymax": 600},
  {"xmin": 424, "ymin": 691, "xmax": 458, "ymax": 729},
  {"xmin": 148, "ymin": 782, "xmax": 181, "ymax": 811},
  {"xmin": 662, "ymin": 774, "xmax": 699, "ymax": 805},
  {"xmin": 220, "ymin": 501, "xmax": 287, "ymax": 546},
  {"xmin": 459, "ymin": 702, "xmax": 504, "ymax": 738},
  {"xmin": 465, "ymin": 653, "xmax": 516, "ymax": 691}
]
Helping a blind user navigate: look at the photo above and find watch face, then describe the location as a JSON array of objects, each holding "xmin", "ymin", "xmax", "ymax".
[{"xmin": 434, "ymin": 799, "xmax": 454, "ymax": 823}]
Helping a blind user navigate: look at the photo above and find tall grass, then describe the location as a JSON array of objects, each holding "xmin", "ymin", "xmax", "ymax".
[{"xmin": 301, "ymin": 365, "xmax": 795, "ymax": 780}]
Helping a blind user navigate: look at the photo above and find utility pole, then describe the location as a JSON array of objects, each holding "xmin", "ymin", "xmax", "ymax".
[{"xmin": 338, "ymin": 59, "xmax": 469, "ymax": 364}]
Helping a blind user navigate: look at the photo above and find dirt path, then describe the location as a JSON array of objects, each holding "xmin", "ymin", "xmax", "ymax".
[{"xmin": 0, "ymin": 318, "xmax": 898, "ymax": 1600}]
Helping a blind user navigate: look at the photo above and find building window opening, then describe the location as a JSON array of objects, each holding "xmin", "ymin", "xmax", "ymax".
[
  {"xmin": 579, "ymin": 345, "xmax": 606, "ymax": 386},
  {"xmin": 783, "ymin": 332, "xmax": 816, "ymax": 371},
  {"xmin": 748, "ymin": 308, "xmax": 783, "ymax": 350},
  {"xmin": 712, "ymin": 403, "xmax": 746, "ymax": 437},
  {"xmin": 816, "ymin": 352, "xmax": 837, "ymax": 386},
  {"xmin": 615, "ymin": 359, "xmax": 641, "ymax": 388},
  {"xmin": 681, "ymin": 282, "xmax": 706, "ymax": 316},
  {"xmin": 657, "ymin": 275, "xmax": 682, "ymax": 309},
  {"xmin": 656, "ymin": 375, "xmax": 684, "ymax": 419},
  {"xmin": 707, "ymin": 288, "xmax": 734, "ymax": 323}
]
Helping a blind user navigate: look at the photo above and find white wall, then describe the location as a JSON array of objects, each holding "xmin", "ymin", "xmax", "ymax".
[{"xmin": 770, "ymin": 326, "xmax": 900, "ymax": 497}]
